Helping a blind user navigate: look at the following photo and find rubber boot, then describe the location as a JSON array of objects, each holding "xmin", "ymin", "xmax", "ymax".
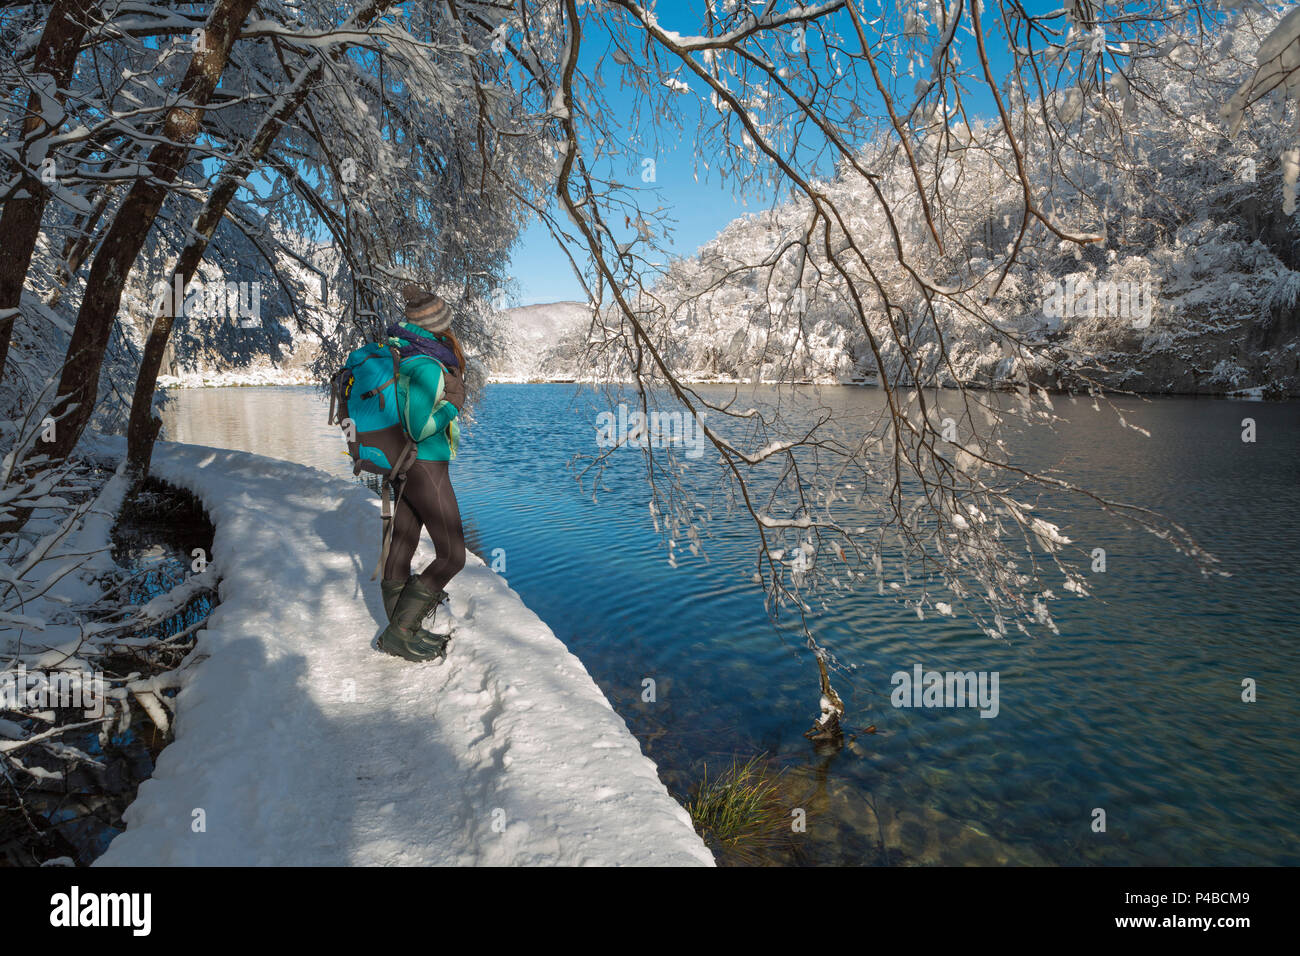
[
  {"xmin": 381, "ymin": 579, "xmax": 404, "ymax": 620},
  {"xmin": 378, "ymin": 576, "xmax": 448, "ymax": 662},
  {"xmin": 382, "ymin": 578, "xmax": 442, "ymax": 645}
]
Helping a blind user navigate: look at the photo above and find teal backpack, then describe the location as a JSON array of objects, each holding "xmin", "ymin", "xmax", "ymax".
[{"xmin": 328, "ymin": 342, "xmax": 419, "ymax": 579}]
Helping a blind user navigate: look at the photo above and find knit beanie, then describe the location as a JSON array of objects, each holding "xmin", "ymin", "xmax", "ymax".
[{"xmin": 401, "ymin": 282, "xmax": 451, "ymax": 333}]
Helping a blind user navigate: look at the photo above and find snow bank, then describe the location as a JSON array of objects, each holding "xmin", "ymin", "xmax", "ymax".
[
  {"xmin": 94, "ymin": 441, "xmax": 712, "ymax": 866},
  {"xmin": 158, "ymin": 365, "xmax": 316, "ymax": 388}
]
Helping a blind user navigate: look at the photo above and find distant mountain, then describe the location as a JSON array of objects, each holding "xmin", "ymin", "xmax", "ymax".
[
  {"xmin": 157, "ymin": 298, "xmax": 597, "ymax": 388},
  {"xmin": 490, "ymin": 301, "xmax": 593, "ymax": 382}
]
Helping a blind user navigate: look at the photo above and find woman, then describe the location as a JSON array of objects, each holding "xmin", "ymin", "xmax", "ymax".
[{"xmin": 377, "ymin": 282, "xmax": 470, "ymax": 662}]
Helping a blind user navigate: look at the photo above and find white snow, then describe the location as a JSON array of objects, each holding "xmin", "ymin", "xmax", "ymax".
[
  {"xmin": 157, "ymin": 365, "xmax": 317, "ymax": 389},
  {"xmin": 93, "ymin": 440, "xmax": 712, "ymax": 866}
]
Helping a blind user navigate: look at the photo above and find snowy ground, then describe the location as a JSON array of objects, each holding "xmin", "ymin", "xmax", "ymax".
[{"xmin": 93, "ymin": 440, "xmax": 712, "ymax": 866}]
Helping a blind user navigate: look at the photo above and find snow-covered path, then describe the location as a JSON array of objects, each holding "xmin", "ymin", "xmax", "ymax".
[{"xmin": 95, "ymin": 441, "xmax": 712, "ymax": 866}]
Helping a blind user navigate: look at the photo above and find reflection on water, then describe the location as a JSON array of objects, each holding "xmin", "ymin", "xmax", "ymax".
[{"xmin": 162, "ymin": 384, "xmax": 1300, "ymax": 865}]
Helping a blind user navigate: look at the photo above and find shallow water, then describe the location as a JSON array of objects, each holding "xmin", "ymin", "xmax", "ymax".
[
  {"xmin": 0, "ymin": 476, "xmax": 215, "ymax": 865},
  {"xmin": 161, "ymin": 384, "xmax": 1300, "ymax": 865}
]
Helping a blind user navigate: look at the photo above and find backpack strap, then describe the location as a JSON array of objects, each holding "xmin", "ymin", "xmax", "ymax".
[
  {"xmin": 327, "ymin": 367, "xmax": 347, "ymax": 426},
  {"xmin": 375, "ymin": 479, "xmax": 395, "ymax": 582},
  {"xmin": 372, "ymin": 437, "xmax": 421, "ymax": 581},
  {"xmin": 360, "ymin": 345, "xmax": 403, "ymax": 411},
  {"xmin": 326, "ymin": 367, "xmax": 364, "ymax": 472}
]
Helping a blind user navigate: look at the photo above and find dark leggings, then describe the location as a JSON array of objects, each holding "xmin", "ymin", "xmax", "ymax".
[{"xmin": 383, "ymin": 459, "xmax": 466, "ymax": 591}]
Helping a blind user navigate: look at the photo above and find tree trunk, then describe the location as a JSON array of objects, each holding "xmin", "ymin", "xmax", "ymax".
[
  {"xmin": 125, "ymin": 0, "xmax": 397, "ymax": 480},
  {"xmin": 804, "ymin": 650, "xmax": 845, "ymax": 747},
  {"xmin": 41, "ymin": 0, "xmax": 258, "ymax": 466},
  {"xmin": 0, "ymin": 0, "xmax": 95, "ymax": 383}
]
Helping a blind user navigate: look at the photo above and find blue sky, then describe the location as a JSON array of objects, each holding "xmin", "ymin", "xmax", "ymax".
[
  {"xmin": 504, "ymin": 0, "xmax": 1034, "ymax": 306},
  {"xmin": 508, "ymin": 146, "xmax": 778, "ymax": 305},
  {"xmin": 507, "ymin": 0, "xmax": 792, "ymax": 305},
  {"xmin": 504, "ymin": 0, "xmax": 1171, "ymax": 306},
  {"xmin": 507, "ymin": 154, "xmax": 780, "ymax": 305}
]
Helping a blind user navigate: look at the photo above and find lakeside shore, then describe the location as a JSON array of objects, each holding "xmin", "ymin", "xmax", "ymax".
[{"xmin": 92, "ymin": 439, "xmax": 713, "ymax": 866}]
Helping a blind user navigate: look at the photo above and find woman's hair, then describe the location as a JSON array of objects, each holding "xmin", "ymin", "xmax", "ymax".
[{"xmin": 442, "ymin": 329, "xmax": 466, "ymax": 376}]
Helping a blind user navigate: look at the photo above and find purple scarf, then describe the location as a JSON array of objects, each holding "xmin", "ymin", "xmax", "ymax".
[{"xmin": 386, "ymin": 322, "xmax": 459, "ymax": 371}]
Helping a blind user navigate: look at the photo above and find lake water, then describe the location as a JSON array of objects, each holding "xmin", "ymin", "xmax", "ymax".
[{"xmin": 161, "ymin": 384, "xmax": 1300, "ymax": 865}]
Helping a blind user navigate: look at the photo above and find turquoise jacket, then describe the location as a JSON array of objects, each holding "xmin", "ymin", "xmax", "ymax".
[{"xmin": 389, "ymin": 322, "xmax": 460, "ymax": 461}]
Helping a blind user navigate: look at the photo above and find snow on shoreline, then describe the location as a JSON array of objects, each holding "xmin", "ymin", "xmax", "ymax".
[
  {"xmin": 159, "ymin": 369, "xmax": 854, "ymax": 387},
  {"xmin": 158, "ymin": 367, "xmax": 316, "ymax": 389},
  {"xmin": 93, "ymin": 439, "xmax": 713, "ymax": 866}
]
